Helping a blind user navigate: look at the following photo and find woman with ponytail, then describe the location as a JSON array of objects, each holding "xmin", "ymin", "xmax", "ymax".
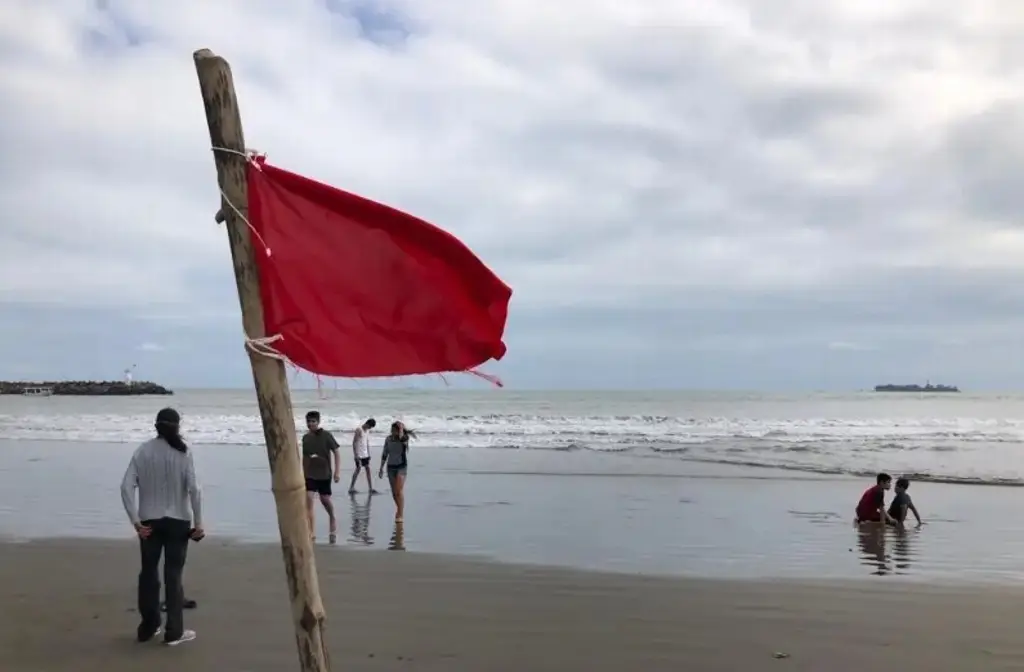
[
  {"xmin": 154, "ymin": 408, "xmax": 198, "ymax": 613},
  {"xmin": 120, "ymin": 408, "xmax": 204, "ymax": 646},
  {"xmin": 378, "ymin": 421, "xmax": 414, "ymax": 523},
  {"xmin": 155, "ymin": 408, "xmax": 189, "ymax": 452}
]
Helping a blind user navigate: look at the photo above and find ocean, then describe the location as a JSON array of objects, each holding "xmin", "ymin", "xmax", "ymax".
[
  {"xmin": 2, "ymin": 389, "xmax": 1024, "ymax": 582},
  {"xmin": 2, "ymin": 389, "xmax": 1022, "ymax": 484}
]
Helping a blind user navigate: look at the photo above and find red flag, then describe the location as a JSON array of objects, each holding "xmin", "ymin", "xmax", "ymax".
[{"xmin": 245, "ymin": 156, "xmax": 511, "ymax": 382}]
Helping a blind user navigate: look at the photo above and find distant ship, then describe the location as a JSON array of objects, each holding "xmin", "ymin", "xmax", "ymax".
[{"xmin": 873, "ymin": 382, "xmax": 960, "ymax": 393}]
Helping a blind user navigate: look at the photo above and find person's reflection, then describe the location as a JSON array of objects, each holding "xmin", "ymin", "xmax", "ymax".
[
  {"xmin": 891, "ymin": 526, "xmax": 916, "ymax": 574},
  {"xmin": 388, "ymin": 521, "xmax": 405, "ymax": 551},
  {"xmin": 856, "ymin": 525, "xmax": 918, "ymax": 576},
  {"xmin": 348, "ymin": 493, "xmax": 373, "ymax": 546},
  {"xmin": 857, "ymin": 526, "xmax": 890, "ymax": 575}
]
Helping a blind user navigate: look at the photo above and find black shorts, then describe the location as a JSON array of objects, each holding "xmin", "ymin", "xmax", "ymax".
[
  {"xmin": 305, "ymin": 478, "xmax": 332, "ymax": 496},
  {"xmin": 354, "ymin": 457, "xmax": 370, "ymax": 468}
]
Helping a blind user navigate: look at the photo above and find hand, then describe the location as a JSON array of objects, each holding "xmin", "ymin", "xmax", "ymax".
[
  {"xmin": 378, "ymin": 469, "xmax": 384, "ymax": 480},
  {"xmin": 190, "ymin": 526, "xmax": 206, "ymax": 541},
  {"xmin": 134, "ymin": 523, "xmax": 152, "ymax": 539},
  {"xmin": 333, "ymin": 473, "xmax": 340, "ymax": 483}
]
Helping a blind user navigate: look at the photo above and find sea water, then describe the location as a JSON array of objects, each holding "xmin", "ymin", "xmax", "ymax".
[
  {"xmin": 2, "ymin": 389, "xmax": 1023, "ymax": 484},
  {"xmin": 2, "ymin": 389, "xmax": 1024, "ymax": 581}
]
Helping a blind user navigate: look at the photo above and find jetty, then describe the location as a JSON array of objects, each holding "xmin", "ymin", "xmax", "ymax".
[
  {"xmin": 0, "ymin": 380, "xmax": 173, "ymax": 396},
  {"xmin": 874, "ymin": 382, "xmax": 960, "ymax": 393}
]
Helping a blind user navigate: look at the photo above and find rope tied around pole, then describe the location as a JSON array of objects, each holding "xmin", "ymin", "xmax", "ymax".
[
  {"xmin": 210, "ymin": 146, "xmax": 273, "ymax": 258},
  {"xmin": 210, "ymin": 147, "xmax": 290, "ymax": 366}
]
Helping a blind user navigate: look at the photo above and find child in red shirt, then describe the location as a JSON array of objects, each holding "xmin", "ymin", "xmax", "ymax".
[{"xmin": 855, "ymin": 472, "xmax": 897, "ymax": 525}]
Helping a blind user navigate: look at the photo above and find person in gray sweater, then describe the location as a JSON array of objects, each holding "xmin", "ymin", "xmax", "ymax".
[
  {"xmin": 120, "ymin": 408, "xmax": 204, "ymax": 646},
  {"xmin": 378, "ymin": 421, "xmax": 412, "ymax": 523}
]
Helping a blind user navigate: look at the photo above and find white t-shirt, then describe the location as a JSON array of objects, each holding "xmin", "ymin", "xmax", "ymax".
[{"xmin": 352, "ymin": 427, "xmax": 371, "ymax": 459}]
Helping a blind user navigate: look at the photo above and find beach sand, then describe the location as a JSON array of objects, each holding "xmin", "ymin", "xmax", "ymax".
[{"xmin": 3, "ymin": 540, "xmax": 1024, "ymax": 671}]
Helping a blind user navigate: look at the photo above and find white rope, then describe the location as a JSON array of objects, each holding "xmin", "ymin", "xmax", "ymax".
[
  {"xmin": 207, "ymin": 146, "xmax": 272, "ymax": 258},
  {"xmin": 211, "ymin": 146, "xmax": 262, "ymax": 161},
  {"xmin": 244, "ymin": 334, "xmax": 294, "ymax": 364},
  {"xmin": 218, "ymin": 187, "xmax": 272, "ymax": 257},
  {"xmin": 210, "ymin": 148, "xmax": 286, "ymax": 363}
]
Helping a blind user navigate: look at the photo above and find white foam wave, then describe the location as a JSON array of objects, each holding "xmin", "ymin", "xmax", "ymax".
[
  {"xmin": 2, "ymin": 411, "xmax": 1024, "ymax": 483},
  {"xmin": 2, "ymin": 411, "xmax": 1023, "ymax": 446}
]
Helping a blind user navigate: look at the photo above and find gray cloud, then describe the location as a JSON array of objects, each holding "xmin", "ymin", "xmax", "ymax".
[
  {"xmin": 943, "ymin": 101, "xmax": 1024, "ymax": 222},
  {"xmin": 1, "ymin": 0, "xmax": 1023, "ymax": 390}
]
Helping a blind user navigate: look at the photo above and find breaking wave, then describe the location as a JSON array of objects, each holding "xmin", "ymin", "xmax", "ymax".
[{"xmin": 2, "ymin": 411, "xmax": 1024, "ymax": 485}]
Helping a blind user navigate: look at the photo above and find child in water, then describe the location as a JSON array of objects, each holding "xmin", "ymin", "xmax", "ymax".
[
  {"xmin": 887, "ymin": 477, "xmax": 923, "ymax": 527},
  {"xmin": 855, "ymin": 472, "xmax": 896, "ymax": 526}
]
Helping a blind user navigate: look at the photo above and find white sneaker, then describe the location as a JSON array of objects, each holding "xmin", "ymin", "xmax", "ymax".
[{"xmin": 165, "ymin": 629, "xmax": 196, "ymax": 646}]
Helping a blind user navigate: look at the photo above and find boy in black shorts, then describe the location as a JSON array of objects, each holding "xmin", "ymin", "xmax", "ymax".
[
  {"xmin": 348, "ymin": 418, "xmax": 378, "ymax": 494},
  {"xmin": 302, "ymin": 411, "xmax": 341, "ymax": 543}
]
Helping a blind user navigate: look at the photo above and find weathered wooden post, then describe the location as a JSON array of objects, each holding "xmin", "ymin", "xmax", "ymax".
[{"xmin": 192, "ymin": 48, "xmax": 331, "ymax": 672}]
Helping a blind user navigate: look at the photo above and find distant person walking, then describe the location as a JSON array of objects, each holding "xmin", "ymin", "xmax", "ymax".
[
  {"xmin": 120, "ymin": 407, "xmax": 204, "ymax": 646},
  {"xmin": 348, "ymin": 418, "xmax": 379, "ymax": 494},
  {"xmin": 302, "ymin": 410, "xmax": 341, "ymax": 543},
  {"xmin": 378, "ymin": 421, "xmax": 412, "ymax": 523}
]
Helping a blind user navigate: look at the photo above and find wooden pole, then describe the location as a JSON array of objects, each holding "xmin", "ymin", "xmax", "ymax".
[{"xmin": 192, "ymin": 48, "xmax": 331, "ymax": 672}]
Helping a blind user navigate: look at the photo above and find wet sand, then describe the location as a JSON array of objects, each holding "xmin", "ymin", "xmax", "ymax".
[
  {"xmin": 5, "ymin": 439, "xmax": 1024, "ymax": 581},
  {"xmin": 3, "ymin": 539, "xmax": 1024, "ymax": 671}
]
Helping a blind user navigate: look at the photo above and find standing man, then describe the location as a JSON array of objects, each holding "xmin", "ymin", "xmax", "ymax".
[
  {"xmin": 302, "ymin": 410, "xmax": 341, "ymax": 544},
  {"xmin": 121, "ymin": 407, "xmax": 204, "ymax": 647},
  {"xmin": 348, "ymin": 417, "xmax": 378, "ymax": 495}
]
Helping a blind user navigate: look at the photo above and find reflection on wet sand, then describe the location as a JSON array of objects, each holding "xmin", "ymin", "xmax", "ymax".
[
  {"xmin": 389, "ymin": 522, "xmax": 405, "ymax": 551},
  {"xmin": 856, "ymin": 526, "xmax": 918, "ymax": 576},
  {"xmin": 348, "ymin": 493, "xmax": 374, "ymax": 546}
]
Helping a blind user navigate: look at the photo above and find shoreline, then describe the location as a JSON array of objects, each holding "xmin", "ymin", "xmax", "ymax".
[
  {"xmin": 3, "ymin": 438, "xmax": 1024, "ymax": 583},
  {"xmin": 0, "ymin": 534, "xmax": 1010, "ymax": 589},
  {"xmin": 9, "ymin": 433, "xmax": 1024, "ymax": 489},
  {"xmin": 3, "ymin": 539, "xmax": 1024, "ymax": 671},
  {"xmin": 4, "ymin": 434, "xmax": 1024, "ymax": 488}
]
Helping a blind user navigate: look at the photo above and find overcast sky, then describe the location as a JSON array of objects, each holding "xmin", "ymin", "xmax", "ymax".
[{"xmin": 2, "ymin": 1, "xmax": 1023, "ymax": 391}]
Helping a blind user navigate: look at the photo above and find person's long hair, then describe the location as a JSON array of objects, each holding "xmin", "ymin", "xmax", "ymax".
[
  {"xmin": 399, "ymin": 423, "xmax": 416, "ymax": 444},
  {"xmin": 390, "ymin": 421, "xmax": 416, "ymax": 445},
  {"xmin": 155, "ymin": 407, "xmax": 188, "ymax": 453}
]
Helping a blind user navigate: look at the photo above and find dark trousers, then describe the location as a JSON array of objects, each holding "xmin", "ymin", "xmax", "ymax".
[{"xmin": 137, "ymin": 517, "xmax": 191, "ymax": 641}]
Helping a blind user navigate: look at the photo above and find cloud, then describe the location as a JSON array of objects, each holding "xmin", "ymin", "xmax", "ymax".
[
  {"xmin": 827, "ymin": 341, "xmax": 875, "ymax": 352},
  {"xmin": 1, "ymin": 0, "xmax": 1024, "ymax": 389},
  {"xmin": 136, "ymin": 342, "xmax": 165, "ymax": 353}
]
